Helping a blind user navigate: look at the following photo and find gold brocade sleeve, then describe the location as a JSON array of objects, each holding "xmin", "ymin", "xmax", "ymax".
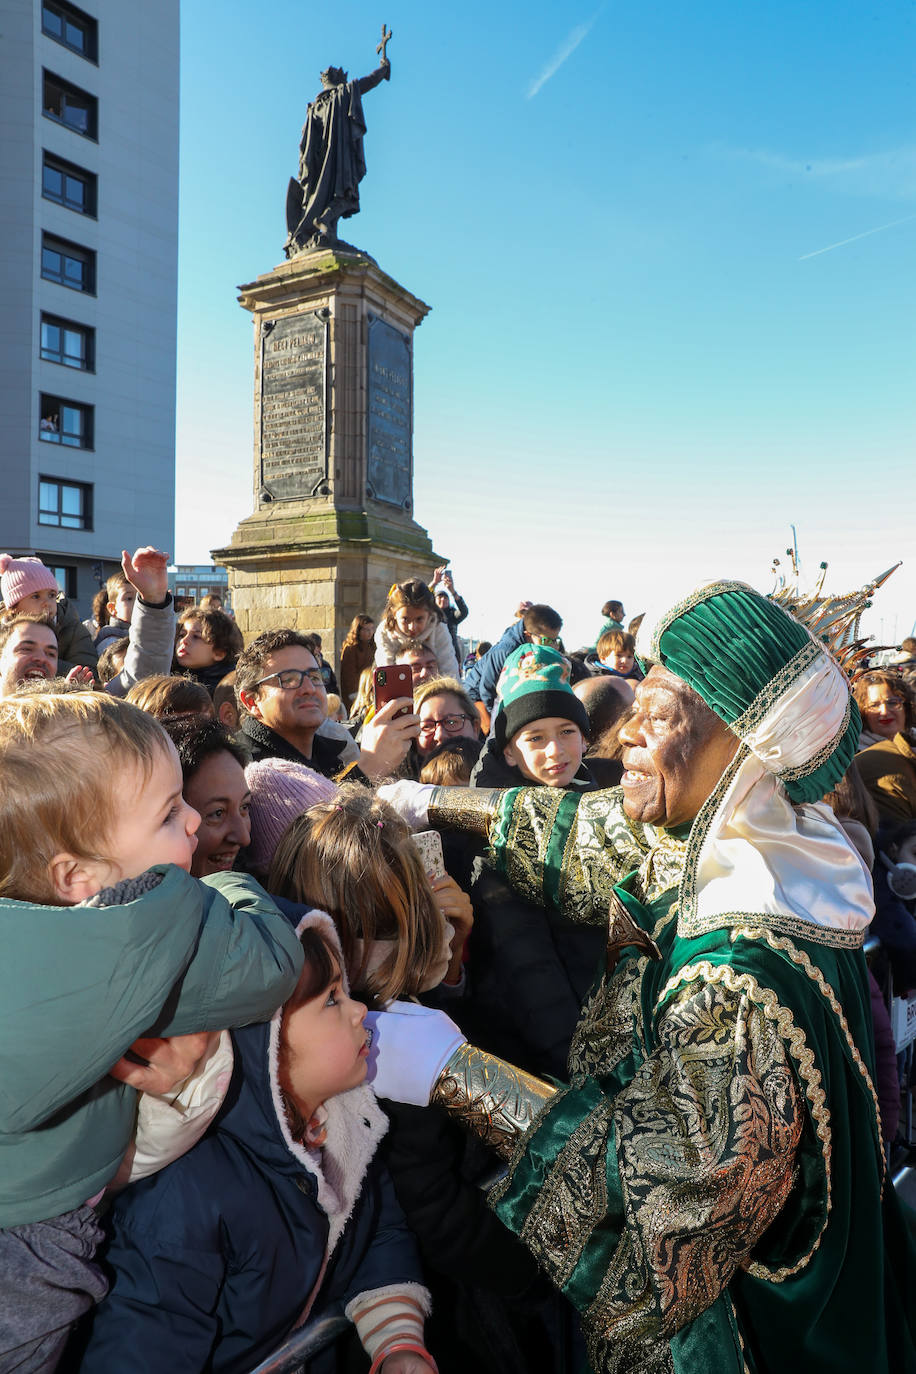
[
  {"xmin": 600, "ymin": 980, "xmax": 803, "ymax": 1364},
  {"xmin": 431, "ymin": 1043, "xmax": 557, "ymax": 1161},
  {"xmin": 497, "ymin": 977, "xmax": 805, "ymax": 1373}
]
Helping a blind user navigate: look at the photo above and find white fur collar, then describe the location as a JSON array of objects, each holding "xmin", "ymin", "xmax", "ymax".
[{"xmin": 268, "ymin": 910, "xmax": 389, "ymax": 1261}]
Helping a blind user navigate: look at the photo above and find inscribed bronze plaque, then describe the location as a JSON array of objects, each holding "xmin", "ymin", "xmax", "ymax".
[
  {"xmin": 367, "ymin": 316, "xmax": 411, "ymax": 508},
  {"xmin": 259, "ymin": 312, "xmax": 327, "ymax": 500}
]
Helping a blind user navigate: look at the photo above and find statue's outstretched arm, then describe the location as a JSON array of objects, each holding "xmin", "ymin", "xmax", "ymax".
[{"xmin": 356, "ymin": 61, "xmax": 390, "ymax": 95}]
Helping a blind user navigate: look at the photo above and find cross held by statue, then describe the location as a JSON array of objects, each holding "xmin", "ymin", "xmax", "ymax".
[{"xmin": 377, "ymin": 23, "xmax": 392, "ymax": 62}]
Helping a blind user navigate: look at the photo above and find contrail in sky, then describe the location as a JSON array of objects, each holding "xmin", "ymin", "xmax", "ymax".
[
  {"xmin": 526, "ymin": 8, "xmax": 604, "ymax": 99},
  {"xmin": 798, "ymin": 212, "xmax": 916, "ymax": 260}
]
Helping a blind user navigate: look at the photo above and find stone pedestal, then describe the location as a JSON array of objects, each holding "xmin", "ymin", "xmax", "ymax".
[{"xmin": 211, "ymin": 247, "xmax": 444, "ymax": 658}]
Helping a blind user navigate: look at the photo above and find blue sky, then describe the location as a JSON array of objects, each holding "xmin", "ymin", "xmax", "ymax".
[{"xmin": 176, "ymin": 1, "xmax": 915, "ymax": 649}]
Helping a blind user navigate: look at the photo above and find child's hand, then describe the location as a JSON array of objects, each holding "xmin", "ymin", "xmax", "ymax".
[
  {"xmin": 379, "ymin": 1353, "xmax": 437, "ymax": 1374},
  {"xmin": 122, "ymin": 546, "xmax": 169, "ymax": 605},
  {"xmin": 428, "ymin": 873, "xmax": 472, "ymax": 984},
  {"xmin": 109, "ymin": 1032, "xmax": 215, "ymax": 1096},
  {"xmin": 65, "ymin": 664, "xmax": 95, "ymax": 687}
]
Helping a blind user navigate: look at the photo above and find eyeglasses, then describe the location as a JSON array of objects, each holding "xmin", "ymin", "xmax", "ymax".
[
  {"xmin": 529, "ymin": 633, "xmax": 560, "ymax": 647},
  {"xmin": 869, "ymin": 695, "xmax": 905, "ymax": 710},
  {"xmin": 253, "ymin": 668, "xmax": 325, "ymax": 691},
  {"xmin": 418, "ymin": 714, "xmax": 473, "ymax": 735}
]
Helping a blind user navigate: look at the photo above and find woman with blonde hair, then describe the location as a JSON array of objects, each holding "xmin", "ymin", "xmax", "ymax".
[{"xmin": 267, "ymin": 783, "xmax": 469, "ymax": 1004}]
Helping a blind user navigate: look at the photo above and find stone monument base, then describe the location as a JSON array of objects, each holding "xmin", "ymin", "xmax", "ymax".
[
  {"xmin": 212, "ymin": 506, "xmax": 441, "ymax": 653},
  {"xmin": 212, "ymin": 246, "xmax": 444, "ymax": 658}
]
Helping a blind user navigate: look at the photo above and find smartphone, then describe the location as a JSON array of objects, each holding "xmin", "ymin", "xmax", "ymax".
[
  {"xmin": 413, "ymin": 829, "xmax": 446, "ymax": 880},
  {"xmin": 372, "ymin": 665, "xmax": 413, "ymax": 718}
]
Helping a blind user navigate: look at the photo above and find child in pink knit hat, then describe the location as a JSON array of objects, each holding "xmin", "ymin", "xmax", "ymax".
[{"xmin": 0, "ymin": 553, "xmax": 97, "ymax": 674}]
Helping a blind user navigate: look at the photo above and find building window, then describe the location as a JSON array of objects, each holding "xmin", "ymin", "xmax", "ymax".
[
  {"xmin": 42, "ymin": 1, "xmax": 97, "ymax": 60},
  {"xmin": 39, "ymin": 478, "xmax": 92, "ymax": 530},
  {"xmin": 39, "ymin": 394, "xmax": 93, "ymax": 449},
  {"xmin": 40, "ymin": 234, "xmax": 95, "ymax": 293},
  {"xmin": 40, "ymin": 314, "xmax": 94, "ymax": 371},
  {"xmin": 42, "ymin": 562, "xmax": 78, "ymax": 598},
  {"xmin": 43, "ymin": 71, "xmax": 97, "ymax": 139},
  {"xmin": 42, "ymin": 152, "xmax": 96, "ymax": 216}
]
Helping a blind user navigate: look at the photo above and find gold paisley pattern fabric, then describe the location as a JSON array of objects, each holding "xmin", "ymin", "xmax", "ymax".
[{"xmin": 581, "ymin": 979, "xmax": 802, "ymax": 1369}]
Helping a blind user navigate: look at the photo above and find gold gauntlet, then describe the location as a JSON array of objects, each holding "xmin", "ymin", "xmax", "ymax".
[
  {"xmin": 431, "ymin": 1042, "xmax": 557, "ymax": 1159},
  {"xmin": 429, "ymin": 785, "xmax": 502, "ymax": 838}
]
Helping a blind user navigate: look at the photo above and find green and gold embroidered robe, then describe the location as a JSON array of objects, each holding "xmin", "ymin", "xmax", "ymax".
[{"xmin": 430, "ymin": 784, "xmax": 915, "ymax": 1374}]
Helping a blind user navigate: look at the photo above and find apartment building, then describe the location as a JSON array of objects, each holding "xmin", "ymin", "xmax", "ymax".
[{"xmin": 0, "ymin": 0, "xmax": 179, "ymax": 611}]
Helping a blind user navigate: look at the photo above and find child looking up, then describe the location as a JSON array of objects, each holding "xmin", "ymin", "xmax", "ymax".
[
  {"xmin": 78, "ymin": 917, "xmax": 437, "ymax": 1374},
  {"xmin": 0, "ymin": 692, "xmax": 303, "ymax": 1371},
  {"xmin": 375, "ymin": 578, "xmax": 460, "ymax": 679},
  {"xmin": 175, "ymin": 606, "xmax": 243, "ymax": 696}
]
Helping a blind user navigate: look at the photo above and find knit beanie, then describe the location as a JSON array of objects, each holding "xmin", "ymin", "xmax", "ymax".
[
  {"xmin": 245, "ymin": 757, "xmax": 339, "ymax": 874},
  {"xmin": 494, "ymin": 643, "xmax": 590, "ymax": 747},
  {"xmin": 0, "ymin": 555, "xmax": 58, "ymax": 609},
  {"xmin": 634, "ymin": 579, "xmax": 860, "ymax": 804}
]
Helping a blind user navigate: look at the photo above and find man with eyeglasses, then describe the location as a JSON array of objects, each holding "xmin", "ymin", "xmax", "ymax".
[
  {"xmin": 413, "ymin": 678, "xmax": 482, "ymax": 758},
  {"xmin": 236, "ymin": 629, "xmax": 418, "ymax": 782}
]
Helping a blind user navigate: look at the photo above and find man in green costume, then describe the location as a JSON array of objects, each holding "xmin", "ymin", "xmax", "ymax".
[{"xmin": 372, "ymin": 579, "xmax": 915, "ymax": 1374}]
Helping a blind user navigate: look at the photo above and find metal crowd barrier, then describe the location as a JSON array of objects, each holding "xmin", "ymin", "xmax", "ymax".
[{"xmin": 246, "ymin": 1310, "xmax": 349, "ymax": 1374}]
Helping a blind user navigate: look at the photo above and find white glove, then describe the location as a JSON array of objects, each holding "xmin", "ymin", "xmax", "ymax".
[
  {"xmin": 364, "ymin": 1002, "xmax": 466, "ymax": 1106},
  {"xmin": 376, "ymin": 780, "xmax": 434, "ymax": 831}
]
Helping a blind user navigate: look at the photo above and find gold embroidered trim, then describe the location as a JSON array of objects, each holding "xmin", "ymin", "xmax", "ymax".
[
  {"xmin": 649, "ymin": 580, "xmax": 749, "ymax": 660},
  {"xmin": 730, "ymin": 924, "xmax": 885, "ymax": 1192},
  {"xmin": 728, "ymin": 639, "xmax": 822, "ymax": 738},
  {"xmin": 678, "ymin": 746, "xmax": 747, "ymax": 922},
  {"xmin": 678, "ymin": 906, "xmax": 865, "ymax": 950},
  {"xmin": 656, "ymin": 960, "xmax": 831, "ymax": 1282},
  {"xmin": 777, "ymin": 695, "xmax": 852, "ymax": 782}
]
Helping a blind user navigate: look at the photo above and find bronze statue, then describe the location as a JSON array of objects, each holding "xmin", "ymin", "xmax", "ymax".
[{"xmin": 284, "ymin": 26, "xmax": 392, "ymax": 256}]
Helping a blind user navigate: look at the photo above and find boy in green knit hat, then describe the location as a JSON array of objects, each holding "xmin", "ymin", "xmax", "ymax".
[{"xmin": 492, "ymin": 642, "xmax": 591, "ymax": 790}]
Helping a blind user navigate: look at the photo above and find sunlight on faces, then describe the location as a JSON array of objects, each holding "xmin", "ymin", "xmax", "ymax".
[
  {"xmin": 618, "ymin": 667, "xmax": 738, "ymax": 828},
  {"xmin": 863, "ymin": 683, "xmax": 907, "ymax": 740},
  {"xmin": 244, "ymin": 647, "xmax": 326, "ymax": 738},
  {"xmin": 393, "ymin": 606, "xmax": 430, "ymax": 638},
  {"xmin": 280, "ymin": 971, "xmax": 368, "ymax": 1121},
  {"xmin": 416, "ymin": 691, "xmax": 479, "ymax": 756},
  {"xmin": 397, "ymin": 646, "xmax": 439, "ymax": 686},
  {"xmin": 0, "ymin": 622, "xmax": 58, "ymax": 690},
  {"xmin": 603, "ymin": 651, "xmax": 635, "ymax": 674},
  {"xmin": 183, "ymin": 749, "xmax": 251, "ymax": 878},
  {"xmin": 110, "ymin": 587, "xmax": 136, "ymax": 622},
  {"xmin": 503, "ymin": 717, "xmax": 585, "ymax": 788},
  {"xmin": 12, "ymin": 587, "xmax": 58, "ymax": 617},
  {"xmin": 52, "ymin": 738, "xmax": 200, "ymax": 900},
  {"xmin": 176, "ymin": 617, "xmax": 225, "ymax": 670}
]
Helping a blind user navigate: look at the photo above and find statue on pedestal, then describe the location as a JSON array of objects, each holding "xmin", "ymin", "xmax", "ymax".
[{"xmin": 284, "ymin": 25, "xmax": 392, "ymax": 256}]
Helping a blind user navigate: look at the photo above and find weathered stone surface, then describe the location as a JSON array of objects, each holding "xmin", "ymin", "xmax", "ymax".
[{"xmin": 213, "ymin": 248, "xmax": 442, "ymax": 659}]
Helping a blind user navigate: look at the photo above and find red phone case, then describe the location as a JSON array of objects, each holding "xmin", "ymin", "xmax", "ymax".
[{"xmin": 373, "ymin": 665, "xmax": 413, "ymax": 716}]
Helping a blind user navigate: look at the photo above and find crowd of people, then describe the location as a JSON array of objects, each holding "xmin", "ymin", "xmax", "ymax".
[{"xmin": 0, "ymin": 550, "xmax": 914, "ymax": 1374}]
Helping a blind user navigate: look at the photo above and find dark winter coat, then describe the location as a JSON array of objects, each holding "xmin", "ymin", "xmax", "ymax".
[
  {"xmin": 464, "ymin": 742, "xmax": 606, "ymax": 1078},
  {"xmin": 55, "ymin": 595, "xmax": 98, "ymax": 673},
  {"xmin": 241, "ymin": 716, "xmax": 351, "ymax": 778},
  {"xmin": 77, "ymin": 949, "xmax": 423, "ymax": 1374},
  {"xmin": 180, "ymin": 657, "xmax": 237, "ymax": 698},
  {"xmin": 463, "ymin": 621, "xmax": 526, "ymax": 709}
]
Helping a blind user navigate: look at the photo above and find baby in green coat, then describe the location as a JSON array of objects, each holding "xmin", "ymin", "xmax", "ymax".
[{"xmin": 0, "ymin": 690, "xmax": 304, "ymax": 1373}]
